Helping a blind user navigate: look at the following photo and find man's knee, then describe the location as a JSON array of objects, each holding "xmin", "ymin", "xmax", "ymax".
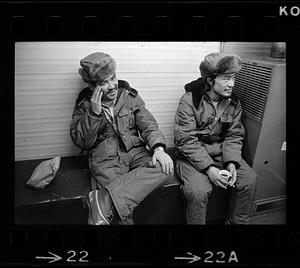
[
  {"xmin": 183, "ymin": 186, "xmax": 211, "ymax": 204},
  {"xmin": 238, "ymin": 165, "xmax": 257, "ymax": 191},
  {"xmin": 149, "ymin": 164, "xmax": 176, "ymax": 185},
  {"xmin": 246, "ymin": 167, "xmax": 257, "ymax": 188}
]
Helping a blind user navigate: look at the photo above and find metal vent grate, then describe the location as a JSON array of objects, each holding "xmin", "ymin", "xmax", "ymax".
[
  {"xmin": 234, "ymin": 61, "xmax": 272, "ymax": 122},
  {"xmin": 254, "ymin": 196, "xmax": 286, "ymax": 214}
]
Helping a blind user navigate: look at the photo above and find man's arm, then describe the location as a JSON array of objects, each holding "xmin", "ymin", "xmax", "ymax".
[
  {"xmin": 70, "ymin": 98, "xmax": 107, "ymax": 150},
  {"xmin": 174, "ymin": 94, "xmax": 215, "ymax": 173},
  {"xmin": 134, "ymin": 95, "xmax": 166, "ymax": 151},
  {"xmin": 133, "ymin": 94, "xmax": 174, "ymax": 174},
  {"xmin": 222, "ymin": 101, "xmax": 245, "ymax": 169}
]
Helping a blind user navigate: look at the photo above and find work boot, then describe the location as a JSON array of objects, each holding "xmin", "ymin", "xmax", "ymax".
[
  {"xmin": 87, "ymin": 188, "xmax": 116, "ymax": 225},
  {"xmin": 117, "ymin": 215, "xmax": 134, "ymax": 225}
]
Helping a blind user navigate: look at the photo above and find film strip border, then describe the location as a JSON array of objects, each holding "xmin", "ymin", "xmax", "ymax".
[
  {"xmin": 4, "ymin": 2, "xmax": 300, "ymax": 40},
  {"xmin": 0, "ymin": 227, "xmax": 299, "ymax": 265},
  {"xmin": 2, "ymin": 1, "xmax": 300, "ymax": 266}
]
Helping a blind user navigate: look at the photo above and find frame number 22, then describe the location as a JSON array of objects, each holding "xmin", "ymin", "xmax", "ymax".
[{"xmin": 66, "ymin": 250, "xmax": 89, "ymax": 263}]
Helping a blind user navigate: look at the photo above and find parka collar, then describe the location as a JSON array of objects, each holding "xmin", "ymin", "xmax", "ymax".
[
  {"xmin": 184, "ymin": 77, "xmax": 238, "ymax": 108},
  {"xmin": 203, "ymin": 91, "xmax": 238, "ymax": 106},
  {"xmin": 114, "ymin": 80, "xmax": 139, "ymax": 116}
]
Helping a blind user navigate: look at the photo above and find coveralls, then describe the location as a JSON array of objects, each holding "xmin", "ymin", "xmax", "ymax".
[
  {"xmin": 70, "ymin": 80, "xmax": 173, "ymax": 222},
  {"xmin": 174, "ymin": 78, "xmax": 257, "ymax": 224}
]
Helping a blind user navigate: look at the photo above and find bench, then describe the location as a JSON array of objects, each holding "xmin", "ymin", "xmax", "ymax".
[{"xmin": 15, "ymin": 149, "xmax": 230, "ymax": 225}]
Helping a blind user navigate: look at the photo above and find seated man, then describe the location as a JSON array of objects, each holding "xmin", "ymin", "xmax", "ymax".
[
  {"xmin": 70, "ymin": 52, "xmax": 174, "ymax": 225},
  {"xmin": 173, "ymin": 52, "xmax": 257, "ymax": 224}
]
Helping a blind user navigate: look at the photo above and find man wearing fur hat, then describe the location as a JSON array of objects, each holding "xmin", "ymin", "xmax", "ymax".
[
  {"xmin": 70, "ymin": 52, "xmax": 174, "ymax": 225},
  {"xmin": 174, "ymin": 53, "xmax": 257, "ymax": 224}
]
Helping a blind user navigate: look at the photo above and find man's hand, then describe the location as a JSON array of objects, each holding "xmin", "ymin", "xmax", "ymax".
[
  {"xmin": 227, "ymin": 163, "xmax": 237, "ymax": 187},
  {"xmin": 90, "ymin": 86, "xmax": 103, "ymax": 115},
  {"xmin": 152, "ymin": 149, "xmax": 174, "ymax": 175},
  {"xmin": 207, "ymin": 166, "xmax": 229, "ymax": 189}
]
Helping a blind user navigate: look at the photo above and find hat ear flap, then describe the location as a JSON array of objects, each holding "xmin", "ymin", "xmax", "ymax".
[
  {"xmin": 78, "ymin": 68, "xmax": 93, "ymax": 83},
  {"xmin": 200, "ymin": 61, "xmax": 213, "ymax": 78},
  {"xmin": 207, "ymin": 77, "xmax": 215, "ymax": 86}
]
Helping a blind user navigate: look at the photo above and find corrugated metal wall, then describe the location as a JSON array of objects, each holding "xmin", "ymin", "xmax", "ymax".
[
  {"xmin": 222, "ymin": 42, "xmax": 273, "ymax": 58},
  {"xmin": 15, "ymin": 42, "xmax": 220, "ymax": 161}
]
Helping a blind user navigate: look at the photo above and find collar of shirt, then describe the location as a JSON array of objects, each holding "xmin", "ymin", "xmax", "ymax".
[
  {"xmin": 102, "ymin": 98, "xmax": 117, "ymax": 109},
  {"xmin": 102, "ymin": 99, "xmax": 116, "ymax": 124},
  {"xmin": 204, "ymin": 91, "xmax": 238, "ymax": 106},
  {"xmin": 204, "ymin": 92, "xmax": 233, "ymax": 106}
]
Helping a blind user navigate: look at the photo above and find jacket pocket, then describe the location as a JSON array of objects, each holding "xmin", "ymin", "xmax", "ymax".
[
  {"xmin": 118, "ymin": 108, "xmax": 135, "ymax": 129},
  {"xmin": 92, "ymin": 137, "xmax": 118, "ymax": 162},
  {"xmin": 220, "ymin": 113, "xmax": 233, "ymax": 123},
  {"xmin": 220, "ymin": 113, "xmax": 233, "ymax": 136},
  {"xmin": 91, "ymin": 140, "xmax": 108, "ymax": 163}
]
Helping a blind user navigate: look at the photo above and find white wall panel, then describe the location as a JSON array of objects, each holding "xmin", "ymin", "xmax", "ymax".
[{"xmin": 15, "ymin": 42, "xmax": 220, "ymax": 161}]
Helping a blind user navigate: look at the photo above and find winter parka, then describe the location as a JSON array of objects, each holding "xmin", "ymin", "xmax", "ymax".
[
  {"xmin": 70, "ymin": 80, "xmax": 166, "ymax": 160},
  {"xmin": 174, "ymin": 78, "xmax": 245, "ymax": 173}
]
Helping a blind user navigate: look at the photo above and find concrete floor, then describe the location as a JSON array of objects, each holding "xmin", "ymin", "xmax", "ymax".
[
  {"xmin": 207, "ymin": 208, "xmax": 286, "ymax": 224},
  {"xmin": 249, "ymin": 209, "xmax": 286, "ymax": 224}
]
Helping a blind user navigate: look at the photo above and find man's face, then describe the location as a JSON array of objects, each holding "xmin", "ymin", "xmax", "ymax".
[
  {"xmin": 92, "ymin": 73, "xmax": 119, "ymax": 101},
  {"xmin": 211, "ymin": 73, "xmax": 236, "ymax": 98}
]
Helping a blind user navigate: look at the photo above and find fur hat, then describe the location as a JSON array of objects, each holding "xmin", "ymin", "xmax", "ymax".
[
  {"xmin": 199, "ymin": 53, "xmax": 242, "ymax": 78},
  {"xmin": 78, "ymin": 52, "xmax": 116, "ymax": 83}
]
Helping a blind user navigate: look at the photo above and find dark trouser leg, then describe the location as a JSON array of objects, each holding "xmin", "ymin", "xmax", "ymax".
[
  {"xmin": 88, "ymin": 156, "xmax": 129, "ymax": 224},
  {"xmin": 106, "ymin": 146, "xmax": 173, "ymax": 222},
  {"xmin": 176, "ymin": 159, "xmax": 212, "ymax": 225},
  {"xmin": 226, "ymin": 159, "xmax": 257, "ymax": 224}
]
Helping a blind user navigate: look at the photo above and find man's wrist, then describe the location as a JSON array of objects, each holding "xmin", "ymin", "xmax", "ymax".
[
  {"xmin": 89, "ymin": 107, "xmax": 102, "ymax": 116},
  {"xmin": 206, "ymin": 166, "xmax": 214, "ymax": 175},
  {"xmin": 154, "ymin": 146, "xmax": 164, "ymax": 152},
  {"xmin": 152, "ymin": 143, "xmax": 166, "ymax": 152},
  {"xmin": 225, "ymin": 161, "xmax": 239, "ymax": 169},
  {"xmin": 203, "ymin": 164, "xmax": 218, "ymax": 175},
  {"xmin": 227, "ymin": 163, "xmax": 235, "ymax": 168}
]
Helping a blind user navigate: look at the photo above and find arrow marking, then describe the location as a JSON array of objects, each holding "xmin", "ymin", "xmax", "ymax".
[
  {"xmin": 35, "ymin": 251, "xmax": 62, "ymax": 263},
  {"xmin": 175, "ymin": 252, "xmax": 201, "ymax": 263}
]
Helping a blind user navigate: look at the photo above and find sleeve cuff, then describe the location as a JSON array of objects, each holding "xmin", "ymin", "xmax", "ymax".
[
  {"xmin": 88, "ymin": 107, "xmax": 103, "ymax": 118},
  {"xmin": 151, "ymin": 143, "xmax": 166, "ymax": 152},
  {"xmin": 202, "ymin": 163, "xmax": 218, "ymax": 174}
]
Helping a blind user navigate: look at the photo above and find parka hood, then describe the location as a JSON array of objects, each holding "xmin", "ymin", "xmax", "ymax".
[
  {"xmin": 184, "ymin": 78, "xmax": 206, "ymax": 109},
  {"xmin": 184, "ymin": 77, "xmax": 238, "ymax": 108}
]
